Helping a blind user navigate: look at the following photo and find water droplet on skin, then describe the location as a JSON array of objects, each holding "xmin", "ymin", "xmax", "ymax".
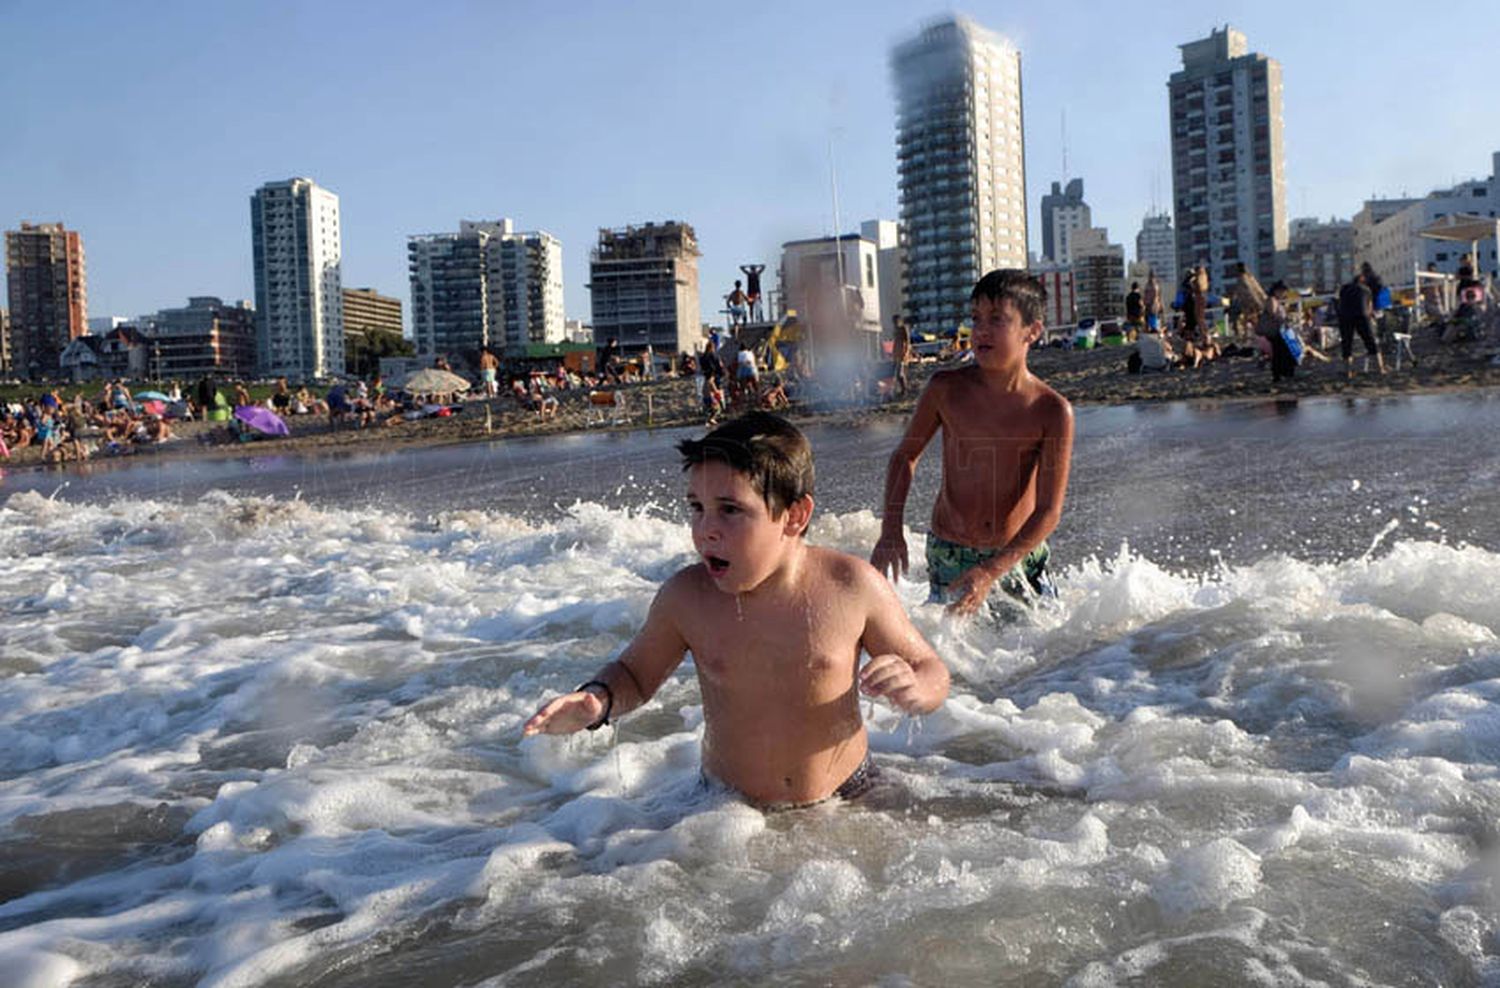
[{"xmin": 735, "ymin": 594, "xmax": 744, "ymax": 622}]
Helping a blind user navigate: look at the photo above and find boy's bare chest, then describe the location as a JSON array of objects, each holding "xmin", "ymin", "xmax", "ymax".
[{"xmin": 683, "ymin": 600, "xmax": 861, "ymax": 686}]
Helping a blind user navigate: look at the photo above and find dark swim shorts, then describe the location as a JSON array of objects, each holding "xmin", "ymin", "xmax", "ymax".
[
  {"xmin": 925, "ymin": 532, "xmax": 1053, "ymax": 605},
  {"xmin": 700, "ymin": 753, "xmax": 879, "ymax": 811}
]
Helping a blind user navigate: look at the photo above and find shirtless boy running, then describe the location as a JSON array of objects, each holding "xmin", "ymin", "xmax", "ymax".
[
  {"xmin": 524, "ymin": 412, "xmax": 950, "ymax": 808},
  {"xmin": 872, "ymin": 269, "xmax": 1075, "ymax": 616}
]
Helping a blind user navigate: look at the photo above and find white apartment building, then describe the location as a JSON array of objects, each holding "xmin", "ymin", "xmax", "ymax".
[
  {"xmin": 1041, "ymin": 178, "xmax": 1091, "ymax": 265},
  {"xmin": 860, "ymin": 219, "xmax": 905, "ymax": 335},
  {"xmin": 780, "ymin": 232, "xmax": 884, "ymax": 344},
  {"xmin": 465, "ymin": 219, "xmax": 566, "ymax": 350},
  {"xmin": 409, "ymin": 219, "xmax": 565, "ymax": 360},
  {"xmin": 1168, "ymin": 27, "xmax": 1287, "ymax": 294},
  {"xmin": 1354, "ymin": 152, "xmax": 1500, "ymax": 286},
  {"xmin": 250, "ymin": 177, "xmax": 344, "ymax": 379},
  {"xmin": 893, "ymin": 15, "xmax": 1027, "ymax": 337},
  {"xmin": 1135, "ymin": 212, "xmax": 1178, "ymax": 287}
]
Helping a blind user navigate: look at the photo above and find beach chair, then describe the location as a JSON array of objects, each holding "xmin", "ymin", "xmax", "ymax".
[{"xmin": 587, "ymin": 390, "xmax": 631, "ymax": 426}]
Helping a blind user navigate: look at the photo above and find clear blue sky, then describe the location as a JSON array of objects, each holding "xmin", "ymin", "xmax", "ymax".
[{"xmin": 3, "ymin": 0, "xmax": 1494, "ymax": 328}]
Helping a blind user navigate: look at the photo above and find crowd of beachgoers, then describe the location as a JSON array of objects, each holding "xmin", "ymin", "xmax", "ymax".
[{"xmin": 3, "ymin": 291, "xmax": 1498, "ymax": 472}]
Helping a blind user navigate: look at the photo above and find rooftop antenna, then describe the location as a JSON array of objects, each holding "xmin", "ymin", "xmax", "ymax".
[
  {"xmin": 1061, "ymin": 109, "xmax": 1069, "ymax": 181},
  {"xmin": 829, "ymin": 126, "xmax": 847, "ymax": 317}
]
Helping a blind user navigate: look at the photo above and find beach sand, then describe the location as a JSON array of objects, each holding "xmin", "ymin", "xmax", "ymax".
[{"xmin": 6, "ymin": 330, "xmax": 1498, "ymax": 471}]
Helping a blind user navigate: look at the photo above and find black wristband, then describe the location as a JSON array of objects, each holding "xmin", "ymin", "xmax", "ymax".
[{"xmin": 578, "ymin": 680, "xmax": 613, "ymax": 730}]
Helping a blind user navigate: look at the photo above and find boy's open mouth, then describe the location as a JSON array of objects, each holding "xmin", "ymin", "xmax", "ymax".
[{"xmin": 705, "ymin": 554, "xmax": 730, "ymax": 576}]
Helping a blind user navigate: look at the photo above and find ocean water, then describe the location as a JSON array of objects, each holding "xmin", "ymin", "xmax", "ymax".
[{"xmin": 2, "ymin": 394, "xmax": 1499, "ymax": 987}]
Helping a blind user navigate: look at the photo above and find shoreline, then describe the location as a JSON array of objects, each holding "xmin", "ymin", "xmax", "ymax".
[{"xmin": 5, "ymin": 331, "xmax": 1498, "ymax": 474}]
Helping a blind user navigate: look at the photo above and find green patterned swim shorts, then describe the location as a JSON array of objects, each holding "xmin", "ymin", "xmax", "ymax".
[{"xmin": 925, "ymin": 532, "xmax": 1052, "ymax": 606}]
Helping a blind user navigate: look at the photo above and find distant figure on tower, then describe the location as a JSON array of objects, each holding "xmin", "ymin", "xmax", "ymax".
[
  {"xmin": 726, "ymin": 280, "xmax": 749, "ymax": 329},
  {"xmin": 740, "ymin": 263, "xmax": 766, "ymax": 322}
]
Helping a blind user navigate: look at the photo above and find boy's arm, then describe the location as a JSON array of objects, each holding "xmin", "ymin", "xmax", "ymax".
[
  {"xmin": 522, "ymin": 575, "xmax": 692, "ymax": 736},
  {"xmin": 856, "ymin": 561, "xmax": 950, "ymax": 713},
  {"xmin": 947, "ymin": 394, "xmax": 1075, "ymax": 616},
  {"xmin": 871, "ymin": 377, "xmax": 944, "ymax": 580}
]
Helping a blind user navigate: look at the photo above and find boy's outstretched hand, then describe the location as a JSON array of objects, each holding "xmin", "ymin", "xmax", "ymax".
[
  {"xmin": 859, "ymin": 653, "xmax": 929, "ymax": 714},
  {"xmin": 871, "ymin": 531, "xmax": 909, "ymax": 582},
  {"xmin": 521, "ymin": 690, "xmax": 604, "ymax": 737},
  {"xmin": 944, "ymin": 565, "xmax": 998, "ymax": 617}
]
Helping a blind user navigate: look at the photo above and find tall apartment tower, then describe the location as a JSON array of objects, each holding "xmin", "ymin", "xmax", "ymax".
[
  {"xmin": 472, "ymin": 220, "xmax": 565, "ymax": 351},
  {"xmin": 250, "ymin": 177, "xmax": 344, "ymax": 379},
  {"xmin": 588, "ymin": 221, "xmax": 701, "ymax": 356},
  {"xmin": 1168, "ymin": 27, "xmax": 1287, "ymax": 293},
  {"xmin": 893, "ymin": 15, "xmax": 1027, "ymax": 337},
  {"xmin": 1041, "ymin": 179, "xmax": 1091, "ymax": 264},
  {"xmin": 409, "ymin": 226, "xmax": 488, "ymax": 358},
  {"xmin": 5, "ymin": 222, "xmax": 87, "ymax": 379},
  {"xmin": 408, "ymin": 219, "xmax": 564, "ymax": 360},
  {"xmin": 1135, "ymin": 212, "xmax": 1178, "ymax": 287}
]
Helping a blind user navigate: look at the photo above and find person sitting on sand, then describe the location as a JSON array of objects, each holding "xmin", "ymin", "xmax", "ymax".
[
  {"xmin": 873, "ymin": 269, "xmax": 1074, "ymax": 617},
  {"xmin": 530, "ymin": 383, "xmax": 559, "ymax": 420},
  {"xmin": 760, "ymin": 375, "xmax": 790, "ymax": 410},
  {"xmin": 103, "ymin": 412, "xmax": 134, "ymax": 445},
  {"xmin": 272, "ymin": 378, "xmax": 293, "ymax": 416},
  {"xmin": 142, "ymin": 414, "xmax": 172, "ymax": 443},
  {"xmin": 326, "ymin": 384, "xmax": 352, "ymax": 427},
  {"xmin": 524, "ymin": 412, "xmax": 951, "ymax": 808}
]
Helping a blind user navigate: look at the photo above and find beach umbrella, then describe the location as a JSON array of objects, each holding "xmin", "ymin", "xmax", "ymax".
[
  {"xmin": 396, "ymin": 368, "xmax": 471, "ymax": 393},
  {"xmin": 233, "ymin": 405, "xmax": 290, "ymax": 437},
  {"xmin": 135, "ymin": 390, "xmax": 171, "ymax": 401}
]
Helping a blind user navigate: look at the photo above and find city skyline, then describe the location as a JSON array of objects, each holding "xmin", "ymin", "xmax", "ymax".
[{"xmin": 3, "ymin": 1, "xmax": 1497, "ymax": 328}]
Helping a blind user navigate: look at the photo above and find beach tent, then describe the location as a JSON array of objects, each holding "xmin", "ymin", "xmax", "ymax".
[
  {"xmin": 1417, "ymin": 213, "xmax": 1499, "ymax": 258},
  {"xmin": 1417, "ymin": 213, "xmax": 1500, "ymax": 310}
]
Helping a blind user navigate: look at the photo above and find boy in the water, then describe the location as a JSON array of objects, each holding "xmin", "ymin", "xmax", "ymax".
[
  {"xmin": 872, "ymin": 269, "xmax": 1074, "ymax": 616},
  {"xmin": 523, "ymin": 412, "xmax": 950, "ymax": 808}
]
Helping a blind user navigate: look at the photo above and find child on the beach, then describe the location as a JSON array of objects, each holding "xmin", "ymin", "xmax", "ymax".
[
  {"xmin": 523, "ymin": 412, "xmax": 950, "ymax": 807},
  {"xmin": 872, "ymin": 269, "xmax": 1075, "ymax": 616}
]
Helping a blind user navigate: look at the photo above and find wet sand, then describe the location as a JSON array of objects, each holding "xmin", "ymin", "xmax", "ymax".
[{"xmin": 7, "ymin": 330, "xmax": 1498, "ymax": 471}]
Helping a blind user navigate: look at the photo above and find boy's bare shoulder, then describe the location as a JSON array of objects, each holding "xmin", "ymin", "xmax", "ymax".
[
  {"xmin": 1025, "ymin": 375, "xmax": 1074, "ymax": 425},
  {"xmin": 926, "ymin": 364, "xmax": 978, "ymax": 392},
  {"xmin": 805, "ymin": 545, "xmax": 890, "ymax": 597},
  {"xmin": 659, "ymin": 563, "xmax": 713, "ymax": 606}
]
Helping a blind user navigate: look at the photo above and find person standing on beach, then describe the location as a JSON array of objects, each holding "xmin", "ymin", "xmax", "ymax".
[
  {"xmin": 1259, "ymin": 281, "xmax": 1298, "ymax": 384},
  {"xmin": 1337, "ymin": 271, "xmax": 1385, "ymax": 376},
  {"xmin": 871, "ymin": 270, "xmax": 1074, "ymax": 617},
  {"xmin": 1180, "ymin": 265, "xmax": 1209, "ymax": 347},
  {"xmin": 1229, "ymin": 262, "xmax": 1267, "ymax": 342},
  {"xmin": 890, "ymin": 313, "xmax": 913, "ymax": 396},
  {"xmin": 1124, "ymin": 282, "xmax": 1144, "ymax": 341},
  {"xmin": 1143, "ymin": 271, "xmax": 1163, "ymax": 333},
  {"xmin": 479, "ymin": 349, "xmax": 500, "ymax": 397}
]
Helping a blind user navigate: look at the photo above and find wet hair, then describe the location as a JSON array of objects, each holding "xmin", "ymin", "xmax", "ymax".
[
  {"xmin": 970, "ymin": 269, "xmax": 1047, "ymax": 326},
  {"xmin": 677, "ymin": 411, "xmax": 814, "ymax": 521}
]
